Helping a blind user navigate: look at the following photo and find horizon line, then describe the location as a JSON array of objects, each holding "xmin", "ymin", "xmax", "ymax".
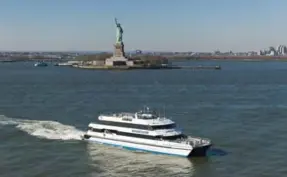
[{"xmin": 0, "ymin": 50, "xmax": 258, "ymax": 53}]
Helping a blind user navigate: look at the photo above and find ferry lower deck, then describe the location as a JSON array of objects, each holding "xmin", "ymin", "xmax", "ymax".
[{"xmin": 82, "ymin": 132, "xmax": 211, "ymax": 157}]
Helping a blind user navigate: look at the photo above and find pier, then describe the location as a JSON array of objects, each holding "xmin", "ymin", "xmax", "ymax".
[
  {"xmin": 178, "ymin": 65, "xmax": 221, "ymax": 70},
  {"xmin": 72, "ymin": 64, "xmax": 221, "ymax": 70}
]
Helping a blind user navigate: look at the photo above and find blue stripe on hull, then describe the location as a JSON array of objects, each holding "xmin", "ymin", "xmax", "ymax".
[{"xmin": 86, "ymin": 139, "xmax": 188, "ymax": 158}]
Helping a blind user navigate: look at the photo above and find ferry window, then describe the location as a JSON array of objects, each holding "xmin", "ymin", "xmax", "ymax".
[
  {"xmin": 114, "ymin": 131, "xmax": 156, "ymax": 140},
  {"xmin": 151, "ymin": 123, "xmax": 176, "ymax": 130},
  {"xmin": 98, "ymin": 120, "xmax": 150, "ymax": 130},
  {"xmin": 109, "ymin": 129, "xmax": 118, "ymax": 133},
  {"xmin": 90, "ymin": 128, "xmax": 104, "ymax": 133},
  {"xmin": 162, "ymin": 134, "xmax": 185, "ymax": 140},
  {"xmin": 139, "ymin": 115, "xmax": 155, "ymax": 119}
]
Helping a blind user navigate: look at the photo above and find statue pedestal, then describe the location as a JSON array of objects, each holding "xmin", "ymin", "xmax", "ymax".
[
  {"xmin": 114, "ymin": 43, "xmax": 125, "ymax": 57},
  {"xmin": 105, "ymin": 42, "xmax": 131, "ymax": 66}
]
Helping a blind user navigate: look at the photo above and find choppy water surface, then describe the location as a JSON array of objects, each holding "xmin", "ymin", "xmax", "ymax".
[{"xmin": 1, "ymin": 60, "xmax": 287, "ymax": 177}]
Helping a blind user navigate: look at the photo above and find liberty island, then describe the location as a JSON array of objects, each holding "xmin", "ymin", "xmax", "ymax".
[{"xmin": 61, "ymin": 18, "xmax": 220, "ymax": 70}]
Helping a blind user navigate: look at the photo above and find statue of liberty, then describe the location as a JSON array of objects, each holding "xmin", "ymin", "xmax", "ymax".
[{"xmin": 114, "ymin": 18, "xmax": 123, "ymax": 44}]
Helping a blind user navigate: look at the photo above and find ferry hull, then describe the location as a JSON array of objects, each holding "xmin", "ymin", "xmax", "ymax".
[
  {"xmin": 82, "ymin": 135, "xmax": 209, "ymax": 158},
  {"xmin": 34, "ymin": 62, "xmax": 48, "ymax": 67},
  {"xmin": 190, "ymin": 144, "xmax": 212, "ymax": 156}
]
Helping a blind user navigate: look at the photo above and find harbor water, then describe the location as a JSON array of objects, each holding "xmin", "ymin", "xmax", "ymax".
[{"xmin": 1, "ymin": 60, "xmax": 287, "ymax": 177}]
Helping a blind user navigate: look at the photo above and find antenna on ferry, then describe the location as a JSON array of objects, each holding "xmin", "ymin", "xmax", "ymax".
[
  {"xmin": 142, "ymin": 105, "xmax": 145, "ymax": 113},
  {"xmin": 164, "ymin": 105, "xmax": 166, "ymax": 118},
  {"xmin": 164, "ymin": 105, "xmax": 165, "ymax": 118}
]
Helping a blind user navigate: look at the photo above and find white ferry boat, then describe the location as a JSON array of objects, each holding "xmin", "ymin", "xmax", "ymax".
[
  {"xmin": 34, "ymin": 61, "xmax": 48, "ymax": 67},
  {"xmin": 82, "ymin": 107, "xmax": 212, "ymax": 157}
]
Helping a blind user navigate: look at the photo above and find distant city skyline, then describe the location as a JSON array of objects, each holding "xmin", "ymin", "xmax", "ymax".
[{"xmin": 0, "ymin": 0, "xmax": 287, "ymax": 52}]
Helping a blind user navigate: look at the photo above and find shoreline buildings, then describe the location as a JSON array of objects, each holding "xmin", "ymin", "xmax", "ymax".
[{"xmin": 259, "ymin": 45, "xmax": 287, "ymax": 56}]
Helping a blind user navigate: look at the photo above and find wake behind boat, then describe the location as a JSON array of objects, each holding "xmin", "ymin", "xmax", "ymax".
[{"xmin": 82, "ymin": 107, "xmax": 212, "ymax": 157}]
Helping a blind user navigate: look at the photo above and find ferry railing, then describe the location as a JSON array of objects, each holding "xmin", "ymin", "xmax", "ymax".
[
  {"xmin": 101, "ymin": 112, "xmax": 135, "ymax": 118},
  {"xmin": 187, "ymin": 136, "xmax": 211, "ymax": 146}
]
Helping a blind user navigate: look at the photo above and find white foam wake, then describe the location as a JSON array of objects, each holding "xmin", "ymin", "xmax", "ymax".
[
  {"xmin": 0, "ymin": 115, "xmax": 84, "ymax": 140},
  {"xmin": 87, "ymin": 143, "xmax": 194, "ymax": 177}
]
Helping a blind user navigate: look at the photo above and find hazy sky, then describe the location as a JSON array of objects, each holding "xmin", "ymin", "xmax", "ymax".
[{"xmin": 0, "ymin": 0, "xmax": 286, "ymax": 52}]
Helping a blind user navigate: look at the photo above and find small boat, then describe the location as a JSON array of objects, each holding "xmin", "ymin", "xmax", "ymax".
[
  {"xmin": 34, "ymin": 62, "xmax": 48, "ymax": 67},
  {"xmin": 82, "ymin": 107, "xmax": 212, "ymax": 157}
]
